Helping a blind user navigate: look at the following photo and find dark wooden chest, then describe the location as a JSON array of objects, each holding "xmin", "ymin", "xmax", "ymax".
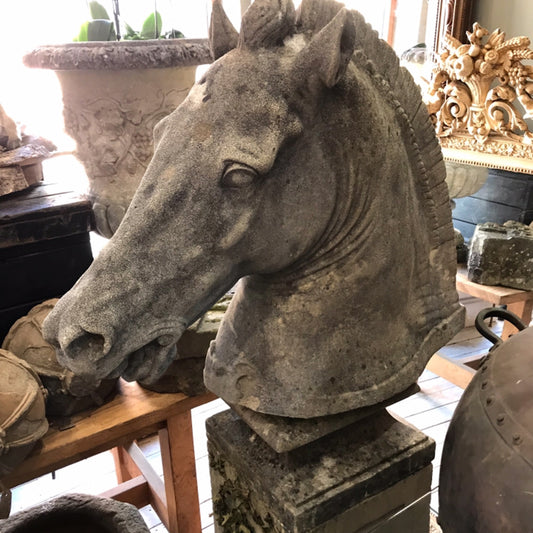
[
  {"xmin": 453, "ymin": 168, "xmax": 533, "ymax": 240},
  {"xmin": 0, "ymin": 182, "xmax": 94, "ymax": 340}
]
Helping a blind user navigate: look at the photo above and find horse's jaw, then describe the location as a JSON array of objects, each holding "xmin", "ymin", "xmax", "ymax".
[
  {"xmin": 44, "ymin": 296, "xmax": 188, "ymax": 386},
  {"xmin": 54, "ymin": 338, "xmax": 180, "ymax": 387}
]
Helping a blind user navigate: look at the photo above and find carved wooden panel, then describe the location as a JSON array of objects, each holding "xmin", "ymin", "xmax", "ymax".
[{"xmin": 425, "ymin": 22, "xmax": 533, "ymax": 173}]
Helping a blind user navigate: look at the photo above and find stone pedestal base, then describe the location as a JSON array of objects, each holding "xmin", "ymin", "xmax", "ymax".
[{"xmin": 207, "ymin": 409, "xmax": 435, "ymax": 533}]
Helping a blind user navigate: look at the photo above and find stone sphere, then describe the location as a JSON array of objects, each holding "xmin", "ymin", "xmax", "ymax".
[
  {"xmin": 0, "ymin": 349, "xmax": 48, "ymax": 478},
  {"xmin": 2, "ymin": 300, "xmax": 60, "ymax": 377},
  {"xmin": 2, "ymin": 300, "xmax": 117, "ymax": 417}
]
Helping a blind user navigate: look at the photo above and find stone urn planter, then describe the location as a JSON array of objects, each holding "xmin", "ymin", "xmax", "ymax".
[
  {"xmin": 444, "ymin": 160, "xmax": 489, "ymax": 199},
  {"xmin": 23, "ymin": 39, "xmax": 212, "ymax": 236}
]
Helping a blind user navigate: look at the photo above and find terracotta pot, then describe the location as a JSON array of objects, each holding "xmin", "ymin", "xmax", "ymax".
[{"xmin": 24, "ymin": 40, "xmax": 212, "ymax": 236}]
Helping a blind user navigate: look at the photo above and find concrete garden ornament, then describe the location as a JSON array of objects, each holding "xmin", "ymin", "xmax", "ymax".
[{"xmin": 44, "ymin": 0, "xmax": 463, "ymax": 419}]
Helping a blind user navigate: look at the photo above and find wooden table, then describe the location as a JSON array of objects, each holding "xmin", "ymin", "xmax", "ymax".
[
  {"xmin": 3, "ymin": 380, "xmax": 216, "ymax": 533},
  {"xmin": 427, "ymin": 268, "xmax": 533, "ymax": 389},
  {"xmin": 455, "ymin": 268, "xmax": 533, "ymax": 339}
]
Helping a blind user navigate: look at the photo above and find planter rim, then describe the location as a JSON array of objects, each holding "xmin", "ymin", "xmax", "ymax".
[{"xmin": 23, "ymin": 38, "xmax": 212, "ymax": 70}]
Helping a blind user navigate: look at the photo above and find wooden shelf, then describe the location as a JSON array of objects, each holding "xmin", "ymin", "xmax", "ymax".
[
  {"xmin": 4, "ymin": 380, "xmax": 215, "ymax": 533},
  {"xmin": 427, "ymin": 268, "xmax": 533, "ymax": 389}
]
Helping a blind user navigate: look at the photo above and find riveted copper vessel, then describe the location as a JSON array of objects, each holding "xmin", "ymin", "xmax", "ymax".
[
  {"xmin": 0, "ymin": 349, "xmax": 48, "ymax": 478},
  {"xmin": 2, "ymin": 300, "xmax": 117, "ymax": 417},
  {"xmin": 439, "ymin": 311, "xmax": 533, "ymax": 533}
]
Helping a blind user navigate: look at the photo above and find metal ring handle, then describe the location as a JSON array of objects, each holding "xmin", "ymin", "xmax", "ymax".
[{"xmin": 475, "ymin": 307, "xmax": 527, "ymax": 348}]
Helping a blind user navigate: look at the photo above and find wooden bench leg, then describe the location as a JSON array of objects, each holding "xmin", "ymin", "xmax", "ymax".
[
  {"xmin": 504, "ymin": 300, "xmax": 533, "ymax": 340},
  {"xmin": 111, "ymin": 445, "xmax": 142, "ymax": 483},
  {"xmin": 426, "ymin": 352, "xmax": 476, "ymax": 389},
  {"xmin": 159, "ymin": 410, "xmax": 201, "ymax": 533}
]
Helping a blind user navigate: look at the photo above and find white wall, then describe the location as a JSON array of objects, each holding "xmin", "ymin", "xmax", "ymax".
[{"xmin": 474, "ymin": 0, "xmax": 533, "ymax": 39}]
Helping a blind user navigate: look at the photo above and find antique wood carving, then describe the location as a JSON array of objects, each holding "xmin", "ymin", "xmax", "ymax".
[{"xmin": 425, "ymin": 22, "xmax": 533, "ymax": 173}]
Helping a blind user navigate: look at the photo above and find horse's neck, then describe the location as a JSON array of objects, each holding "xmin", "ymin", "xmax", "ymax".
[{"xmin": 204, "ymin": 71, "xmax": 462, "ymax": 417}]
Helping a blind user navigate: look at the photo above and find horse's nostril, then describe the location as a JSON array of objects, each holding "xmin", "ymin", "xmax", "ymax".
[{"xmin": 66, "ymin": 330, "xmax": 109, "ymax": 362}]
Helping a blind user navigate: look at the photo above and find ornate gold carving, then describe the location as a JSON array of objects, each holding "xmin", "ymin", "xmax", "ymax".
[{"xmin": 425, "ymin": 22, "xmax": 533, "ymax": 172}]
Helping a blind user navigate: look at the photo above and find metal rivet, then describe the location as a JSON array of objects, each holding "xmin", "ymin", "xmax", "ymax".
[
  {"xmin": 481, "ymin": 365, "xmax": 488, "ymax": 373},
  {"xmin": 496, "ymin": 414, "xmax": 505, "ymax": 425},
  {"xmin": 513, "ymin": 433, "xmax": 522, "ymax": 445},
  {"xmin": 486, "ymin": 396, "xmax": 494, "ymax": 406},
  {"xmin": 481, "ymin": 380, "xmax": 488, "ymax": 390}
]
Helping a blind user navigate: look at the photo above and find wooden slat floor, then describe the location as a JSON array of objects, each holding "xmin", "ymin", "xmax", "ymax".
[{"xmin": 9, "ymin": 321, "xmax": 500, "ymax": 531}]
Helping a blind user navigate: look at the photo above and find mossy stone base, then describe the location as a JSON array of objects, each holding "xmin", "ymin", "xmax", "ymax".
[{"xmin": 207, "ymin": 409, "xmax": 434, "ymax": 533}]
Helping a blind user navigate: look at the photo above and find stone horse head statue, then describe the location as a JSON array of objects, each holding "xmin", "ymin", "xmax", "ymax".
[{"xmin": 44, "ymin": 0, "xmax": 464, "ymax": 418}]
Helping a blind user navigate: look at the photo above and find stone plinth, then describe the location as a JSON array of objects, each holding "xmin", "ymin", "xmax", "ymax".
[
  {"xmin": 207, "ymin": 409, "xmax": 434, "ymax": 533},
  {"xmin": 468, "ymin": 221, "xmax": 533, "ymax": 290}
]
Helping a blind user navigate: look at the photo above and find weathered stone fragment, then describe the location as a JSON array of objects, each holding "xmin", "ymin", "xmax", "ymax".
[
  {"xmin": 0, "ymin": 104, "xmax": 20, "ymax": 150},
  {"xmin": 0, "ymin": 141, "xmax": 55, "ymax": 197},
  {"xmin": 468, "ymin": 221, "xmax": 533, "ymax": 290},
  {"xmin": 0, "ymin": 493, "xmax": 150, "ymax": 533},
  {"xmin": 0, "ymin": 166, "xmax": 28, "ymax": 196},
  {"xmin": 455, "ymin": 227, "xmax": 469, "ymax": 263}
]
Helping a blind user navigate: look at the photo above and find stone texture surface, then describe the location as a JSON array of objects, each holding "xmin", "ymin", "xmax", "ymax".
[
  {"xmin": 55, "ymin": 66, "xmax": 198, "ymax": 237},
  {"xmin": 231, "ymin": 383, "xmax": 419, "ymax": 452},
  {"xmin": 0, "ymin": 493, "xmax": 150, "ymax": 532},
  {"xmin": 468, "ymin": 221, "xmax": 533, "ymax": 290},
  {"xmin": 43, "ymin": 0, "xmax": 462, "ymax": 418},
  {"xmin": 139, "ymin": 294, "xmax": 231, "ymax": 395},
  {"xmin": 23, "ymin": 39, "xmax": 212, "ymax": 70},
  {"xmin": 455, "ymin": 228, "xmax": 469, "ymax": 263},
  {"xmin": 207, "ymin": 409, "xmax": 435, "ymax": 532}
]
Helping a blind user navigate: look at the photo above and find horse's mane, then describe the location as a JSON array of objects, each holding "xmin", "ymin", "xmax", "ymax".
[{"xmin": 239, "ymin": 0, "xmax": 453, "ymax": 252}]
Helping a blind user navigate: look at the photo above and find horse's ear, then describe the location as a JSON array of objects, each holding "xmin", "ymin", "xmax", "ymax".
[
  {"xmin": 209, "ymin": 0, "xmax": 239, "ymax": 60},
  {"xmin": 297, "ymin": 8, "xmax": 356, "ymax": 88}
]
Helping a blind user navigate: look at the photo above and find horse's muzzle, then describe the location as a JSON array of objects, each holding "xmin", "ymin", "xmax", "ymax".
[{"xmin": 44, "ymin": 314, "xmax": 183, "ymax": 384}]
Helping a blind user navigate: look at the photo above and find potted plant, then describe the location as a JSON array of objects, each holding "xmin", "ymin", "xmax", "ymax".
[{"xmin": 23, "ymin": 2, "xmax": 212, "ymax": 237}]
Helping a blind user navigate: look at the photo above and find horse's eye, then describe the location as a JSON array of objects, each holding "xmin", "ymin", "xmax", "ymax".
[{"xmin": 220, "ymin": 163, "xmax": 259, "ymax": 188}]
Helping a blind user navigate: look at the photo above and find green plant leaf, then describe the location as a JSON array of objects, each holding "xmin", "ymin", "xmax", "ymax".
[
  {"xmin": 140, "ymin": 11, "xmax": 162, "ymax": 39},
  {"xmin": 124, "ymin": 22, "xmax": 137, "ymax": 37},
  {"xmin": 89, "ymin": 1, "xmax": 110, "ymax": 20},
  {"xmin": 75, "ymin": 21, "xmax": 90, "ymax": 42},
  {"xmin": 87, "ymin": 19, "xmax": 116, "ymax": 41}
]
